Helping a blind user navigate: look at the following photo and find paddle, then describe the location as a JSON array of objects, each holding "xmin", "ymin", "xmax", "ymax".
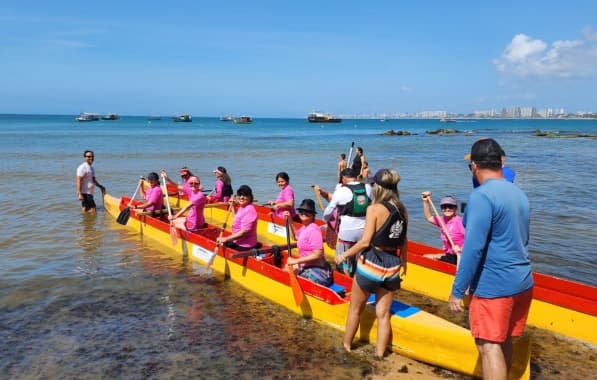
[
  {"xmin": 285, "ymin": 216, "xmax": 304, "ymax": 306},
  {"xmin": 346, "ymin": 141, "xmax": 355, "ymax": 168},
  {"xmin": 427, "ymin": 197, "xmax": 460, "ymax": 268},
  {"xmin": 207, "ymin": 201, "xmax": 235, "ymax": 270},
  {"xmin": 311, "ymin": 185, "xmax": 326, "ymax": 212},
  {"xmin": 230, "ymin": 243, "xmax": 297, "ymax": 259},
  {"xmin": 161, "ymin": 173, "xmax": 177, "ymax": 245},
  {"xmin": 117, "ymin": 177, "xmax": 143, "ymax": 225}
]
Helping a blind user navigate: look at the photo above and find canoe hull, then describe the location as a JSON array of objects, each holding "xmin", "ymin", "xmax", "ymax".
[
  {"xmin": 199, "ymin": 201, "xmax": 597, "ymax": 345},
  {"xmin": 105, "ymin": 193, "xmax": 530, "ymax": 378}
]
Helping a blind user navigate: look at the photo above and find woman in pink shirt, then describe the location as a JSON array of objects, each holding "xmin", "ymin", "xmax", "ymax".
[
  {"xmin": 421, "ymin": 192, "xmax": 465, "ymax": 264},
  {"xmin": 268, "ymin": 172, "xmax": 296, "ymax": 219},
  {"xmin": 160, "ymin": 166, "xmax": 195, "ymax": 198},
  {"xmin": 133, "ymin": 172, "xmax": 164, "ymax": 214},
  {"xmin": 216, "ymin": 185, "xmax": 259, "ymax": 250},
  {"xmin": 286, "ymin": 199, "xmax": 333, "ymax": 286},
  {"xmin": 170, "ymin": 176, "xmax": 206, "ymax": 231},
  {"xmin": 207, "ymin": 166, "xmax": 233, "ymax": 203}
]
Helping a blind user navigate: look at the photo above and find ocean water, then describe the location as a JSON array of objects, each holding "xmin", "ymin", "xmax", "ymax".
[{"xmin": 1, "ymin": 114, "xmax": 596, "ymax": 378}]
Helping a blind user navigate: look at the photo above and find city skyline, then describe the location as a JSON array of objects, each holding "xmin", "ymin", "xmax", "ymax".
[{"xmin": 1, "ymin": 1, "xmax": 596, "ymax": 117}]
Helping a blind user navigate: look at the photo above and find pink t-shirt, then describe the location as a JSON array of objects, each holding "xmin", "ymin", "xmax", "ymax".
[
  {"xmin": 296, "ymin": 222, "xmax": 325, "ymax": 269},
  {"xmin": 185, "ymin": 190, "xmax": 206, "ymax": 231},
  {"xmin": 274, "ymin": 184, "xmax": 296, "ymax": 219},
  {"xmin": 212, "ymin": 179, "xmax": 231, "ymax": 202},
  {"xmin": 432, "ymin": 215, "xmax": 465, "ymax": 254},
  {"xmin": 231, "ymin": 204, "xmax": 258, "ymax": 248},
  {"xmin": 145, "ymin": 185, "xmax": 164, "ymax": 212}
]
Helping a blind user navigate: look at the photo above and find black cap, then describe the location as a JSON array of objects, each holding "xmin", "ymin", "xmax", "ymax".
[
  {"xmin": 470, "ymin": 138, "xmax": 504, "ymax": 163},
  {"xmin": 236, "ymin": 185, "xmax": 253, "ymax": 197},
  {"xmin": 296, "ymin": 199, "xmax": 317, "ymax": 214}
]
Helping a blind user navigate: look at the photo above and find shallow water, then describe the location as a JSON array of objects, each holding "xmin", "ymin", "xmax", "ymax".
[{"xmin": 0, "ymin": 115, "xmax": 595, "ymax": 378}]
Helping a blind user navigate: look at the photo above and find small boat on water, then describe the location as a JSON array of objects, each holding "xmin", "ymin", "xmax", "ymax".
[
  {"xmin": 307, "ymin": 112, "xmax": 342, "ymax": 123},
  {"xmin": 101, "ymin": 113, "xmax": 120, "ymax": 120},
  {"xmin": 440, "ymin": 118, "xmax": 456, "ymax": 123},
  {"xmin": 165, "ymin": 188, "xmax": 597, "ymax": 345},
  {"xmin": 103, "ymin": 191, "xmax": 531, "ymax": 379},
  {"xmin": 233, "ymin": 116, "xmax": 252, "ymax": 124},
  {"xmin": 172, "ymin": 114, "xmax": 192, "ymax": 122},
  {"xmin": 219, "ymin": 115, "xmax": 234, "ymax": 122},
  {"xmin": 75, "ymin": 112, "xmax": 100, "ymax": 122}
]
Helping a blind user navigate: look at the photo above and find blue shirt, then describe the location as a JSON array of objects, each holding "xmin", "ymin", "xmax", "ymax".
[
  {"xmin": 472, "ymin": 166, "xmax": 515, "ymax": 188},
  {"xmin": 451, "ymin": 178, "xmax": 533, "ymax": 298}
]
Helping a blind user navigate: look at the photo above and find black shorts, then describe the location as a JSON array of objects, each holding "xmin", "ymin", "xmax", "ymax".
[{"xmin": 81, "ymin": 193, "xmax": 96, "ymax": 210}]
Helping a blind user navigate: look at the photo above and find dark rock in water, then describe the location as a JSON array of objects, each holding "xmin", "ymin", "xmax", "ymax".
[
  {"xmin": 382, "ymin": 130, "xmax": 413, "ymax": 136},
  {"xmin": 533, "ymin": 129, "xmax": 597, "ymax": 139},
  {"xmin": 426, "ymin": 128, "xmax": 460, "ymax": 135}
]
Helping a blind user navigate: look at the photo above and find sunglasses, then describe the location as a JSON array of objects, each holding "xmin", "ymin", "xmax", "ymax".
[
  {"xmin": 188, "ymin": 182, "xmax": 200, "ymax": 186},
  {"xmin": 85, "ymin": 155, "xmax": 94, "ymax": 158},
  {"xmin": 441, "ymin": 205, "xmax": 457, "ymax": 210}
]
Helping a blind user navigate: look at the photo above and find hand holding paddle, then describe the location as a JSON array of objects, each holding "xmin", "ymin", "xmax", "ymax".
[
  {"xmin": 311, "ymin": 185, "xmax": 326, "ymax": 211},
  {"xmin": 285, "ymin": 215, "xmax": 304, "ymax": 306},
  {"xmin": 161, "ymin": 172, "xmax": 177, "ymax": 245},
  {"xmin": 116, "ymin": 176, "xmax": 143, "ymax": 225}
]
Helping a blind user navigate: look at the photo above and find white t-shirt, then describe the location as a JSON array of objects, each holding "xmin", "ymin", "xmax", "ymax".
[
  {"xmin": 77, "ymin": 162, "xmax": 96, "ymax": 195},
  {"xmin": 323, "ymin": 181, "xmax": 372, "ymax": 242}
]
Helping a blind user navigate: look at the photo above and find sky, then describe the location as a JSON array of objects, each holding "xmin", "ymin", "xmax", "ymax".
[{"xmin": 1, "ymin": 1, "xmax": 596, "ymax": 117}]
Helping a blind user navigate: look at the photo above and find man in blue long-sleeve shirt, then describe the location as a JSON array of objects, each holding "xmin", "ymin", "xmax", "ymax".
[{"xmin": 450, "ymin": 138, "xmax": 533, "ymax": 380}]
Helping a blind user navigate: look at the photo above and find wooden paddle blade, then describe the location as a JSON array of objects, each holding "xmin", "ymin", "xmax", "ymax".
[
  {"xmin": 288, "ymin": 265, "xmax": 304, "ymax": 306},
  {"xmin": 116, "ymin": 208, "xmax": 131, "ymax": 225}
]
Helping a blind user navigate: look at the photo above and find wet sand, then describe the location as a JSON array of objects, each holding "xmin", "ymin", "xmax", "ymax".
[{"xmin": 358, "ymin": 290, "xmax": 596, "ymax": 379}]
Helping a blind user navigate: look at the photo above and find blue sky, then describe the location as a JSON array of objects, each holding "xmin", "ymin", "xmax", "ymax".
[{"xmin": 1, "ymin": 1, "xmax": 596, "ymax": 117}]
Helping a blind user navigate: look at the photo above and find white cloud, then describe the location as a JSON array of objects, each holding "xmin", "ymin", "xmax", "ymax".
[
  {"xmin": 400, "ymin": 85, "xmax": 412, "ymax": 92},
  {"xmin": 494, "ymin": 30, "xmax": 597, "ymax": 78}
]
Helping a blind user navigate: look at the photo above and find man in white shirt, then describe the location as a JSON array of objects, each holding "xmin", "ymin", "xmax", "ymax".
[
  {"xmin": 323, "ymin": 168, "xmax": 372, "ymax": 275},
  {"xmin": 76, "ymin": 150, "xmax": 106, "ymax": 213}
]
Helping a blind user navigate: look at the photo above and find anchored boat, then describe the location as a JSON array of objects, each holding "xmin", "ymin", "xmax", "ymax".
[
  {"xmin": 104, "ymin": 191, "xmax": 530, "ymax": 379},
  {"xmin": 307, "ymin": 112, "xmax": 342, "ymax": 123}
]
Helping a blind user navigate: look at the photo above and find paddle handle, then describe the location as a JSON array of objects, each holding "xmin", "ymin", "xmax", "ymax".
[
  {"xmin": 161, "ymin": 174, "xmax": 173, "ymax": 218},
  {"xmin": 312, "ymin": 186, "xmax": 326, "ymax": 212},
  {"xmin": 126, "ymin": 177, "xmax": 143, "ymax": 207},
  {"xmin": 427, "ymin": 198, "xmax": 458, "ymax": 251}
]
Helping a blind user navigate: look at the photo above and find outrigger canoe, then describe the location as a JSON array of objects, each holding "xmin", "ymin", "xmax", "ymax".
[
  {"xmin": 192, "ymin": 199, "xmax": 597, "ymax": 346},
  {"xmin": 105, "ymin": 192, "xmax": 530, "ymax": 379}
]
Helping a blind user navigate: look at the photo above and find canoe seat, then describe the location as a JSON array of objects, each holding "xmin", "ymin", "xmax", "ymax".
[{"xmin": 329, "ymin": 283, "xmax": 346, "ymax": 297}]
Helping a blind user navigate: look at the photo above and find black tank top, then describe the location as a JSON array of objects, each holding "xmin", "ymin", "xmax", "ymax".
[
  {"xmin": 371, "ymin": 201, "xmax": 406, "ymax": 251},
  {"xmin": 352, "ymin": 155, "xmax": 362, "ymax": 174}
]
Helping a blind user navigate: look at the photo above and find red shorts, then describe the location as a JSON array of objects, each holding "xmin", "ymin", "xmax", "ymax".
[{"xmin": 469, "ymin": 288, "xmax": 533, "ymax": 343}]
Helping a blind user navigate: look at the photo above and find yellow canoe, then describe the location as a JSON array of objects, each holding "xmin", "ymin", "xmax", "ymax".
[{"xmin": 105, "ymin": 193, "xmax": 530, "ymax": 379}]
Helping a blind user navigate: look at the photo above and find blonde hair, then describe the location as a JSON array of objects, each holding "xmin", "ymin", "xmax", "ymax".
[{"xmin": 372, "ymin": 169, "xmax": 401, "ymax": 205}]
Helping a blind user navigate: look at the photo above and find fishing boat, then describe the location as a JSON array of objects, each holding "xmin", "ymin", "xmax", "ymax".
[
  {"xmin": 103, "ymin": 191, "xmax": 530, "ymax": 379},
  {"xmin": 233, "ymin": 116, "xmax": 252, "ymax": 124},
  {"xmin": 307, "ymin": 112, "xmax": 342, "ymax": 123},
  {"xmin": 172, "ymin": 114, "xmax": 192, "ymax": 122},
  {"xmin": 170, "ymin": 195, "xmax": 597, "ymax": 345},
  {"xmin": 101, "ymin": 113, "xmax": 120, "ymax": 120},
  {"xmin": 75, "ymin": 112, "xmax": 100, "ymax": 122}
]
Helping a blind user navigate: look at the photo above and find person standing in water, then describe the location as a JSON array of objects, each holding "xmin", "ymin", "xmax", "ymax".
[{"xmin": 76, "ymin": 150, "xmax": 106, "ymax": 213}]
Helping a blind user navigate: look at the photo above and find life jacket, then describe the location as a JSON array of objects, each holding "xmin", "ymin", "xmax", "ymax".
[
  {"xmin": 340, "ymin": 183, "xmax": 370, "ymax": 217},
  {"xmin": 222, "ymin": 184, "xmax": 233, "ymax": 198}
]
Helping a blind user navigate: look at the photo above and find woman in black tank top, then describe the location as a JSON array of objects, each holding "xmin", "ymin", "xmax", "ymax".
[{"xmin": 334, "ymin": 168, "xmax": 408, "ymax": 359}]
